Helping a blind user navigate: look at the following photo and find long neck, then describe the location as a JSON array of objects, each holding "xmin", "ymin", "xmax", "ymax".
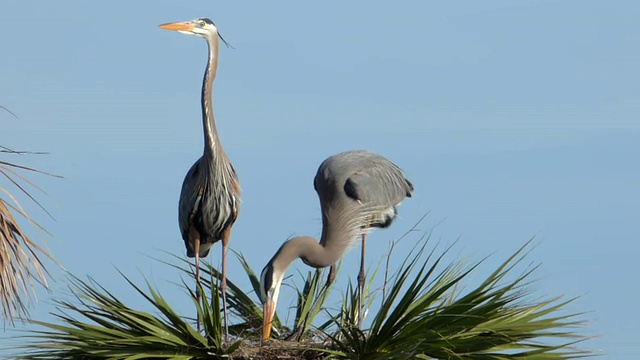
[
  {"xmin": 271, "ymin": 200, "xmax": 364, "ymax": 275},
  {"xmin": 271, "ymin": 237, "xmax": 331, "ymax": 274},
  {"xmin": 201, "ymin": 35, "xmax": 220, "ymax": 159}
]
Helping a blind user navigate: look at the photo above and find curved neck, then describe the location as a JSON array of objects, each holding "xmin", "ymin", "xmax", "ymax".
[
  {"xmin": 271, "ymin": 203, "xmax": 363, "ymax": 277},
  {"xmin": 271, "ymin": 237, "xmax": 331, "ymax": 274},
  {"xmin": 201, "ymin": 35, "xmax": 220, "ymax": 159}
]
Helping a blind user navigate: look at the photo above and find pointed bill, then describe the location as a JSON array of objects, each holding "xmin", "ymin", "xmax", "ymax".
[
  {"xmin": 158, "ymin": 21, "xmax": 195, "ymax": 32},
  {"xmin": 262, "ymin": 299, "xmax": 275, "ymax": 341}
]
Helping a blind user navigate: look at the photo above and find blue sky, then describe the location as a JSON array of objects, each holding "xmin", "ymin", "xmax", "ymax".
[{"xmin": 2, "ymin": 0, "xmax": 639, "ymax": 357}]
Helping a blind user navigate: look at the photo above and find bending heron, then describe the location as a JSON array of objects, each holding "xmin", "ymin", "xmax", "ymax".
[
  {"xmin": 259, "ymin": 150, "xmax": 413, "ymax": 340},
  {"xmin": 159, "ymin": 18, "xmax": 240, "ymax": 341}
]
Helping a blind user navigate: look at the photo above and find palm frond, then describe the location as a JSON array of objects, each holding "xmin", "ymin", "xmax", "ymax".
[
  {"xmin": 287, "ymin": 265, "xmax": 335, "ymax": 341},
  {"xmin": 1, "ymin": 108, "xmax": 61, "ymax": 325},
  {"xmin": 11, "ymin": 219, "xmax": 592, "ymax": 359},
  {"xmin": 328, "ymin": 239, "xmax": 591, "ymax": 359},
  {"xmin": 14, "ymin": 270, "xmax": 240, "ymax": 359},
  {"xmin": 156, "ymin": 252, "xmax": 284, "ymax": 339}
]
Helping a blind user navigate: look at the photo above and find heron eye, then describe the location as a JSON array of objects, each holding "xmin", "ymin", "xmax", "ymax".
[{"xmin": 199, "ymin": 21, "xmax": 206, "ymax": 28}]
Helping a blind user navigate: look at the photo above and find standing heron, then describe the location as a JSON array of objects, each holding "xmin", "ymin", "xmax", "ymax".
[
  {"xmin": 259, "ymin": 150, "xmax": 413, "ymax": 340},
  {"xmin": 159, "ymin": 18, "xmax": 240, "ymax": 341}
]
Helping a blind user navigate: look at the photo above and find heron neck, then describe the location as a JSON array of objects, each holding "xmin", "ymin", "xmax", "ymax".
[
  {"xmin": 269, "ymin": 200, "xmax": 365, "ymax": 282},
  {"xmin": 272, "ymin": 236, "xmax": 332, "ymax": 275},
  {"xmin": 201, "ymin": 37, "xmax": 221, "ymax": 159},
  {"xmin": 318, "ymin": 204, "xmax": 362, "ymax": 263},
  {"xmin": 272, "ymin": 219, "xmax": 360, "ymax": 275}
]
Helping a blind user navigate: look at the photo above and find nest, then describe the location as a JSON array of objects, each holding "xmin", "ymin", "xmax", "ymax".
[{"xmin": 220, "ymin": 340, "xmax": 331, "ymax": 360}]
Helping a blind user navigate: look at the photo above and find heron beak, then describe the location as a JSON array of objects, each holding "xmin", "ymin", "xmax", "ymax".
[
  {"xmin": 158, "ymin": 21, "xmax": 195, "ymax": 32},
  {"xmin": 262, "ymin": 298, "xmax": 275, "ymax": 341}
]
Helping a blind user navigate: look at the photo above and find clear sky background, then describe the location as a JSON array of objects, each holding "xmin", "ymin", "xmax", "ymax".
[{"xmin": 2, "ymin": 0, "xmax": 639, "ymax": 358}]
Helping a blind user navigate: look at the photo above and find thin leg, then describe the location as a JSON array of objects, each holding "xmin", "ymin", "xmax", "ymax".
[
  {"xmin": 194, "ymin": 237, "xmax": 201, "ymax": 333},
  {"xmin": 357, "ymin": 231, "xmax": 367, "ymax": 327},
  {"xmin": 221, "ymin": 226, "xmax": 232, "ymax": 344},
  {"xmin": 325, "ymin": 263, "xmax": 337, "ymax": 288},
  {"xmin": 358, "ymin": 233, "xmax": 367, "ymax": 293}
]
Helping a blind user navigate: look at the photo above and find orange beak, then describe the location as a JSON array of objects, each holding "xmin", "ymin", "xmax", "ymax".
[
  {"xmin": 158, "ymin": 21, "xmax": 195, "ymax": 32},
  {"xmin": 262, "ymin": 298, "xmax": 275, "ymax": 341}
]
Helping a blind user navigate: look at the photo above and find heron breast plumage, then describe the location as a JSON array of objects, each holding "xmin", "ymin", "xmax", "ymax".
[{"xmin": 179, "ymin": 157, "xmax": 239, "ymax": 258}]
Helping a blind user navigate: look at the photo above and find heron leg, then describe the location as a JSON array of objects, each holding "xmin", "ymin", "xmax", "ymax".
[
  {"xmin": 194, "ymin": 237, "xmax": 202, "ymax": 333},
  {"xmin": 357, "ymin": 231, "xmax": 367, "ymax": 327},
  {"xmin": 325, "ymin": 263, "xmax": 337, "ymax": 288},
  {"xmin": 221, "ymin": 226, "xmax": 232, "ymax": 344}
]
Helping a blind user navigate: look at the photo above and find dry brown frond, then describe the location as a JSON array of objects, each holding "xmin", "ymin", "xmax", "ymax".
[
  {"xmin": 1, "ymin": 106, "xmax": 61, "ymax": 327},
  {"xmin": 0, "ymin": 159, "xmax": 61, "ymax": 327}
]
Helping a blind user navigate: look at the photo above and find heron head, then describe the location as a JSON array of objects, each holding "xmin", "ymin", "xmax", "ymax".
[
  {"xmin": 158, "ymin": 18, "xmax": 232, "ymax": 47},
  {"xmin": 259, "ymin": 261, "xmax": 284, "ymax": 341}
]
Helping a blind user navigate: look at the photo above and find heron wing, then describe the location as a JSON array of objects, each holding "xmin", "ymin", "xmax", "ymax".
[
  {"xmin": 178, "ymin": 161, "xmax": 204, "ymax": 240},
  {"xmin": 343, "ymin": 158, "xmax": 413, "ymax": 208}
]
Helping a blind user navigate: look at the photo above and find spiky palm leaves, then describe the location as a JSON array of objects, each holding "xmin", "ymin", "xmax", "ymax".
[
  {"xmin": 15, "ymin": 272, "xmax": 242, "ymax": 359},
  {"xmin": 1, "ymin": 106, "xmax": 60, "ymax": 326},
  {"xmin": 328, "ymin": 240, "xmax": 589, "ymax": 359},
  {"xmin": 13, "ymin": 224, "xmax": 591, "ymax": 359}
]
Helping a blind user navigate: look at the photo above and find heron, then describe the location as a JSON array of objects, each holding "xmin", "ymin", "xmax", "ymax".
[
  {"xmin": 259, "ymin": 150, "xmax": 413, "ymax": 340},
  {"xmin": 159, "ymin": 18, "xmax": 240, "ymax": 341}
]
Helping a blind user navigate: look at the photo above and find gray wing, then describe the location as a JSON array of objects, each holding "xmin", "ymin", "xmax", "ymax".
[
  {"xmin": 178, "ymin": 160, "xmax": 203, "ymax": 241},
  {"xmin": 343, "ymin": 155, "xmax": 413, "ymax": 208},
  {"xmin": 316, "ymin": 150, "xmax": 413, "ymax": 207}
]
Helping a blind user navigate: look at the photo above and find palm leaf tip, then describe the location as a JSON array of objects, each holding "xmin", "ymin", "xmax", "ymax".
[{"xmin": 0, "ymin": 105, "xmax": 19, "ymax": 119}]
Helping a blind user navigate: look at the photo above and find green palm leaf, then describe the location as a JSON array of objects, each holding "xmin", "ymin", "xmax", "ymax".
[
  {"xmin": 11, "ymin": 220, "xmax": 592, "ymax": 359},
  {"xmin": 327, "ymin": 239, "xmax": 591, "ymax": 359},
  {"xmin": 13, "ymin": 271, "xmax": 239, "ymax": 359},
  {"xmin": 157, "ymin": 252, "xmax": 284, "ymax": 338}
]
